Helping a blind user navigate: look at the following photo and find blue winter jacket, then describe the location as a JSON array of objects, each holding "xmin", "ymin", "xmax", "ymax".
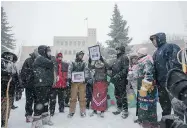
[{"xmin": 150, "ymin": 33, "xmax": 182, "ymax": 85}]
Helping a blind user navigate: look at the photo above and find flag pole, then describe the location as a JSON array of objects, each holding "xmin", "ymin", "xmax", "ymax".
[{"xmin": 84, "ymin": 18, "xmax": 88, "ymax": 36}]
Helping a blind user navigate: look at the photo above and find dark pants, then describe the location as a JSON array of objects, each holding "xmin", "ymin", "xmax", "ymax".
[
  {"xmin": 33, "ymin": 87, "xmax": 50, "ymax": 116},
  {"xmin": 86, "ymin": 84, "xmax": 93, "ymax": 107},
  {"xmin": 158, "ymin": 84, "xmax": 172, "ymax": 116},
  {"xmin": 49, "ymin": 88, "xmax": 65, "ymax": 115},
  {"xmin": 25, "ymin": 88, "xmax": 35, "ymax": 117},
  {"xmin": 114, "ymin": 84, "xmax": 128, "ymax": 111},
  {"xmin": 65, "ymin": 88, "xmax": 70, "ymax": 104}
]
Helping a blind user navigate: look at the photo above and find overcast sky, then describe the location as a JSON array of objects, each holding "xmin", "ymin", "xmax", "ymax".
[{"xmin": 2, "ymin": 1, "xmax": 187, "ymax": 48}]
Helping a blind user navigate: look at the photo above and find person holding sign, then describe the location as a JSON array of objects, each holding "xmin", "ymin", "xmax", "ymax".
[
  {"xmin": 67, "ymin": 51, "xmax": 89, "ymax": 118},
  {"xmin": 88, "ymin": 56, "xmax": 109, "ymax": 118}
]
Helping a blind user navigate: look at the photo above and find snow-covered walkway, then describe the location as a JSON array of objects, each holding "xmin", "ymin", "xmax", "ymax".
[{"xmin": 8, "ymin": 94, "xmax": 162, "ymax": 128}]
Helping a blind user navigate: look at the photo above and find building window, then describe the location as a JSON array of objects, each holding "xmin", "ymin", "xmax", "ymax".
[
  {"xmin": 69, "ymin": 41, "xmax": 72, "ymax": 46},
  {"xmin": 56, "ymin": 41, "xmax": 59, "ymax": 44},
  {"xmin": 65, "ymin": 41, "xmax": 68, "ymax": 46},
  {"xmin": 73, "ymin": 50, "xmax": 76, "ymax": 55},
  {"xmin": 78, "ymin": 41, "xmax": 81, "ymax": 46},
  {"xmin": 64, "ymin": 50, "xmax": 67, "ymax": 55},
  {"xmin": 61, "ymin": 41, "xmax": 64, "ymax": 45},
  {"xmin": 74, "ymin": 41, "xmax": 77, "ymax": 46},
  {"xmin": 69, "ymin": 50, "xmax": 72, "ymax": 55},
  {"xmin": 82, "ymin": 41, "xmax": 85, "ymax": 46}
]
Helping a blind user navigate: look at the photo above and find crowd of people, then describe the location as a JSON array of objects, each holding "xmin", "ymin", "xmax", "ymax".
[{"xmin": 1, "ymin": 32, "xmax": 183, "ymax": 128}]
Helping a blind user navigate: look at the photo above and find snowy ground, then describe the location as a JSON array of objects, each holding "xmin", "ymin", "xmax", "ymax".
[{"xmin": 8, "ymin": 93, "xmax": 162, "ymax": 128}]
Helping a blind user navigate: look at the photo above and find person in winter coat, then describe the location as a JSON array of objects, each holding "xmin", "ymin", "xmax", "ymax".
[
  {"xmin": 32, "ymin": 45, "xmax": 54, "ymax": 128},
  {"xmin": 49, "ymin": 52, "xmax": 69, "ymax": 116},
  {"xmin": 10, "ymin": 60, "xmax": 21, "ymax": 110},
  {"xmin": 150, "ymin": 33, "xmax": 182, "ymax": 118},
  {"xmin": 1, "ymin": 52, "xmax": 18, "ymax": 127},
  {"xmin": 135, "ymin": 48, "xmax": 158, "ymax": 128},
  {"xmin": 21, "ymin": 49, "xmax": 38, "ymax": 123},
  {"xmin": 89, "ymin": 56, "xmax": 109, "ymax": 118},
  {"xmin": 67, "ymin": 51, "xmax": 89, "ymax": 118},
  {"xmin": 110, "ymin": 46, "xmax": 129, "ymax": 119}
]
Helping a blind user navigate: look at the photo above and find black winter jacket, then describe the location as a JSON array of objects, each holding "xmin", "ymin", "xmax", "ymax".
[
  {"xmin": 33, "ymin": 45, "xmax": 54, "ymax": 87},
  {"xmin": 151, "ymin": 33, "xmax": 182, "ymax": 84},
  {"xmin": 111, "ymin": 53, "xmax": 129, "ymax": 86},
  {"xmin": 21, "ymin": 53, "xmax": 37, "ymax": 88}
]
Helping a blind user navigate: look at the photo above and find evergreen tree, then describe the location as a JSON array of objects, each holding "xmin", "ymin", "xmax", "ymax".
[
  {"xmin": 107, "ymin": 4, "xmax": 132, "ymax": 53},
  {"xmin": 1, "ymin": 7, "xmax": 16, "ymax": 54}
]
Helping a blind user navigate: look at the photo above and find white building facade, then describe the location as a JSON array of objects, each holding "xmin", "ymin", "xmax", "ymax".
[
  {"xmin": 19, "ymin": 28, "xmax": 97, "ymax": 68},
  {"xmin": 53, "ymin": 28, "xmax": 97, "ymax": 61}
]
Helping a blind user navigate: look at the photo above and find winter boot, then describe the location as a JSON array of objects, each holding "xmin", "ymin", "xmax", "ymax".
[
  {"xmin": 67, "ymin": 113, "xmax": 74, "ymax": 118},
  {"xmin": 80, "ymin": 112, "xmax": 86, "ymax": 118},
  {"xmin": 50, "ymin": 109, "xmax": 55, "ymax": 117},
  {"xmin": 11, "ymin": 105, "xmax": 18, "ymax": 110},
  {"xmin": 26, "ymin": 116, "xmax": 33, "ymax": 123},
  {"xmin": 31, "ymin": 116, "xmax": 43, "ymax": 128},
  {"xmin": 86, "ymin": 100, "xmax": 90, "ymax": 109},
  {"xmin": 59, "ymin": 108, "xmax": 64, "ymax": 113},
  {"xmin": 64, "ymin": 103, "xmax": 70, "ymax": 107},
  {"xmin": 112, "ymin": 108, "xmax": 122, "ymax": 115},
  {"xmin": 134, "ymin": 119, "xmax": 142, "ymax": 124},
  {"xmin": 41, "ymin": 113, "xmax": 54, "ymax": 126},
  {"xmin": 90, "ymin": 110, "xmax": 97, "ymax": 117},
  {"xmin": 1, "ymin": 120, "xmax": 5, "ymax": 127},
  {"xmin": 100, "ymin": 111, "xmax": 104, "ymax": 118},
  {"xmin": 121, "ymin": 110, "xmax": 129, "ymax": 119},
  {"xmin": 50, "ymin": 113, "xmax": 54, "ymax": 117}
]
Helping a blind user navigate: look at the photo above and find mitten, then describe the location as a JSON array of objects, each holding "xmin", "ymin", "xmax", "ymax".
[
  {"xmin": 138, "ymin": 79, "xmax": 153, "ymax": 97},
  {"xmin": 100, "ymin": 56, "xmax": 104, "ymax": 62},
  {"xmin": 88, "ymin": 57, "xmax": 92, "ymax": 64}
]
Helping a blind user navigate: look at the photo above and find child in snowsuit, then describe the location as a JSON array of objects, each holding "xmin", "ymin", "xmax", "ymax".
[
  {"xmin": 49, "ymin": 53, "xmax": 68, "ymax": 116},
  {"xmin": 67, "ymin": 51, "xmax": 89, "ymax": 118},
  {"xmin": 89, "ymin": 56, "xmax": 109, "ymax": 118},
  {"xmin": 135, "ymin": 48, "xmax": 158, "ymax": 128}
]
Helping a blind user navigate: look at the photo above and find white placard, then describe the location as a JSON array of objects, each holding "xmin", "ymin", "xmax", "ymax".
[
  {"xmin": 89, "ymin": 45, "xmax": 101, "ymax": 61},
  {"xmin": 72, "ymin": 72, "xmax": 85, "ymax": 83}
]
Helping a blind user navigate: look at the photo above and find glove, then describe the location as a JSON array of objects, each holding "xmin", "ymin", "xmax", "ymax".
[
  {"xmin": 88, "ymin": 57, "xmax": 92, "ymax": 64},
  {"xmin": 66, "ymin": 82, "xmax": 71, "ymax": 88},
  {"xmin": 84, "ymin": 78, "xmax": 89, "ymax": 84},
  {"xmin": 87, "ymin": 79, "xmax": 93, "ymax": 85},
  {"xmin": 113, "ymin": 74, "xmax": 120, "ymax": 80},
  {"xmin": 100, "ymin": 56, "xmax": 104, "ymax": 62},
  {"xmin": 68, "ymin": 78, "xmax": 72, "ymax": 84},
  {"xmin": 138, "ymin": 79, "xmax": 153, "ymax": 97},
  {"xmin": 110, "ymin": 77, "xmax": 115, "ymax": 84},
  {"xmin": 56, "ymin": 76, "xmax": 59, "ymax": 82},
  {"xmin": 66, "ymin": 78, "xmax": 72, "ymax": 88}
]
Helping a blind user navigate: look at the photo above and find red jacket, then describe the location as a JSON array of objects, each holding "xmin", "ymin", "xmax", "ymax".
[{"xmin": 53, "ymin": 53, "xmax": 68, "ymax": 88}]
